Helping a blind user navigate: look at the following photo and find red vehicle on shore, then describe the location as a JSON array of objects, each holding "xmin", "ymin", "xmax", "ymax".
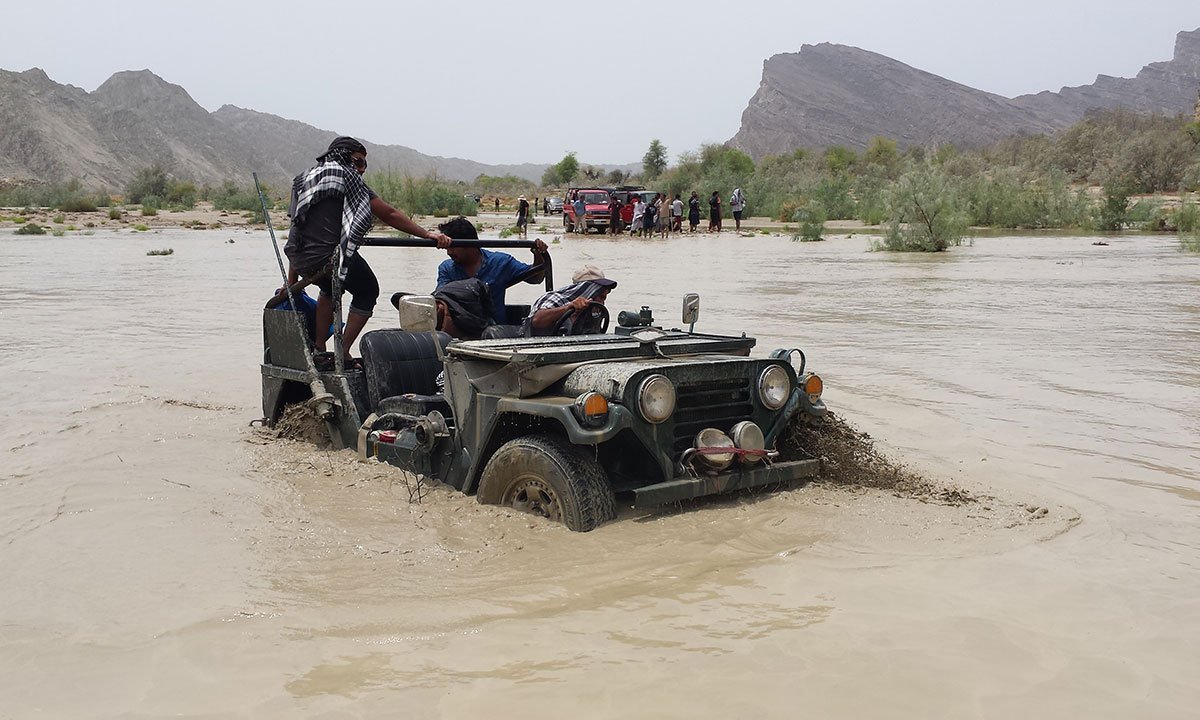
[
  {"xmin": 608, "ymin": 187, "xmax": 664, "ymax": 229},
  {"xmin": 563, "ymin": 187, "xmax": 613, "ymax": 234}
]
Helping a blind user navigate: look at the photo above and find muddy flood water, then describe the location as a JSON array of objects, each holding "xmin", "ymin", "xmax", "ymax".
[{"xmin": 2, "ymin": 228, "xmax": 1198, "ymax": 718}]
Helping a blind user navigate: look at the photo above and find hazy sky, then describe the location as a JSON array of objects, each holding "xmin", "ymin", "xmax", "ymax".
[{"xmin": 3, "ymin": 0, "xmax": 1199, "ymax": 166}]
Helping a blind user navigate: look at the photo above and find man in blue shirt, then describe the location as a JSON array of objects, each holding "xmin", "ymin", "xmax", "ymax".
[{"xmin": 435, "ymin": 216, "xmax": 548, "ymax": 324}]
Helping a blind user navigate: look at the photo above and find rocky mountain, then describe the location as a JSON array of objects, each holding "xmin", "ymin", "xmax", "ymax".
[
  {"xmin": 0, "ymin": 68, "xmax": 554, "ymax": 189},
  {"xmin": 730, "ymin": 28, "xmax": 1200, "ymax": 158}
]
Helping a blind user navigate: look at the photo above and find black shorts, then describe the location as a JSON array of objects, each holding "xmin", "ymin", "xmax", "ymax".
[
  {"xmin": 733, "ymin": 210, "xmax": 743, "ymax": 221},
  {"xmin": 303, "ymin": 253, "xmax": 379, "ymax": 317}
]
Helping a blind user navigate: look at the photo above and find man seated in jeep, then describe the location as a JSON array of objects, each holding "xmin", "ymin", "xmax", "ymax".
[
  {"xmin": 433, "ymin": 278, "xmax": 494, "ymax": 340},
  {"xmin": 436, "ymin": 216, "xmax": 548, "ymax": 324},
  {"xmin": 523, "ymin": 265, "xmax": 617, "ymax": 336}
]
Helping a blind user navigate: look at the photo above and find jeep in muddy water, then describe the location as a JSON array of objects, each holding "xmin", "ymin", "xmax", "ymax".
[{"xmin": 261, "ymin": 237, "xmax": 826, "ymax": 531}]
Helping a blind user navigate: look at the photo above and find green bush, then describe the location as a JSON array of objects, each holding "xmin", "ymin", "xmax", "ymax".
[
  {"xmin": 878, "ymin": 166, "xmax": 969, "ymax": 251},
  {"xmin": 15, "ymin": 222, "xmax": 46, "ymax": 235},
  {"xmin": 108, "ymin": 207, "xmax": 123, "ymax": 220},
  {"xmin": 1180, "ymin": 229, "xmax": 1200, "ymax": 252},
  {"xmin": 1093, "ymin": 181, "xmax": 1131, "ymax": 231},
  {"xmin": 1171, "ymin": 203, "xmax": 1199, "ymax": 232},
  {"xmin": 141, "ymin": 196, "xmax": 161, "ymax": 216},
  {"xmin": 56, "ymin": 194, "xmax": 99, "ymax": 212},
  {"xmin": 126, "ymin": 166, "xmax": 168, "ymax": 204},
  {"xmin": 51, "ymin": 228, "xmax": 65, "ymax": 237},
  {"xmin": 368, "ymin": 171, "xmax": 478, "ymax": 217},
  {"xmin": 134, "ymin": 223, "xmax": 149, "ymax": 232},
  {"xmin": 792, "ymin": 200, "xmax": 827, "ymax": 242},
  {"xmin": 52, "ymin": 214, "xmax": 65, "ymax": 224}
]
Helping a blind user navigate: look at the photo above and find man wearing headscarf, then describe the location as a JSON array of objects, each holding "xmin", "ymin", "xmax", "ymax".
[
  {"xmin": 282, "ymin": 136, "xmax": 451, "ymax": 367},
  {"xmin": 523, "ymin": 265, "xmax": 617, "ymax": 337}
]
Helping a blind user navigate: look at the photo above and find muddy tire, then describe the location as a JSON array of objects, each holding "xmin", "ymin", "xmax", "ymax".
[{"xmin": 477, "ymin": 434, "xmax": 616, "ymax": 532}]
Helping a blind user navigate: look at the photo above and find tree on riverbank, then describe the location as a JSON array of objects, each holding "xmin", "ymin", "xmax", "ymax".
[{"xmin": 879, "ymin": 165, "xmax": 969, "ymax": 251}]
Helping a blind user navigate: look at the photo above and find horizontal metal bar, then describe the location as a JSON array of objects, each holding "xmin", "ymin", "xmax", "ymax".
[{"xmin": 358, "ymin": 237, "xmax": 543, "ymax": 249}]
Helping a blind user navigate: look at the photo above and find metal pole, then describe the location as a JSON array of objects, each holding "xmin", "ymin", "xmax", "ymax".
[{"xmin": 254, "ymin": 173, "xmax": 343, "ymax": 449}]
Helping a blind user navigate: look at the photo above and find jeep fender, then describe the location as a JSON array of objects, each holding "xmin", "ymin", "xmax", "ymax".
[{"xmin": 462, "ymin": 397, "xmax": 634, "ymax": 494}]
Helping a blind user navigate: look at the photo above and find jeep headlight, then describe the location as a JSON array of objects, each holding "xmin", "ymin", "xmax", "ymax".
[
  {"xmin": 758, "ymin": 365, "xmax": 791, "ymax": 410},
  {"xmin": 637, "ymin": 374, "xmax": 675, "ymax": 424}
]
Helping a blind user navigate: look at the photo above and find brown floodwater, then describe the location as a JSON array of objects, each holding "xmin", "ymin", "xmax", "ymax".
[{"xmin": 2, "ymin": 228, "xmax": 1198, "ymax": 718}]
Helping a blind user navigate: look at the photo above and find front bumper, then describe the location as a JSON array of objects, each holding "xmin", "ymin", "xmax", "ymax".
[{"xmin": 631, "ymin": 457, "xmax": 819, "ymax": 507}]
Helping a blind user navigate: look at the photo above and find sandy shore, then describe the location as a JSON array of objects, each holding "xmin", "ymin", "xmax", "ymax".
[{"xmin": 0, "ymin": 202, "xmax": 873, "ymax": 238}]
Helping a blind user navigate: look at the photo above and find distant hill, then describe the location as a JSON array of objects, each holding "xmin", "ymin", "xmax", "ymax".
[
  {"xmin": 729, "ymin": 28, "xmax": 1200, "ymax": 158},
  {"xmin": 0, "ymin": 68, "xmax": 605, "ymax": 189}
]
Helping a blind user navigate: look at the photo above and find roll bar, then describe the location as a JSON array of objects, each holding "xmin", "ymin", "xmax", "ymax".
[{"xmin": 265, "ymin": 236, "xmax": 554, "ymax": 310}]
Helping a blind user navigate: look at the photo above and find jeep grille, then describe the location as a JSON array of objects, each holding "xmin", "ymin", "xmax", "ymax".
[{"xmin": 671, "ymin": 377, "xmax": 754, "ymax": 458}]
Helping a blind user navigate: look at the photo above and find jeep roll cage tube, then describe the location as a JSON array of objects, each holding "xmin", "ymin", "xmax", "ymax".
[{"xmin": 265, "ymin": 236, "xmax": 555, "ymax": 311}]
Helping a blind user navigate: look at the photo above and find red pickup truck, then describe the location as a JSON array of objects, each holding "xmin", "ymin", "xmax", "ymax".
[
  {"xmin": 563, "ymin": 188, "xmax": 613, "ymax": 234},
  {"xmin": 610, "ymin": 188, "xmax": 663, "ymax": 229}
]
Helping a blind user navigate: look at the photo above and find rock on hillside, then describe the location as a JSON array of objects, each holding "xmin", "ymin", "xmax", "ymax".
[{"xmin": 730, "ymin": 28, "xmax": 1200, "ymax": 158}]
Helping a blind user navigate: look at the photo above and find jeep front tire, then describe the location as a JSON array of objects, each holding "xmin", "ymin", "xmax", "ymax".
[{"xmin": 477, "ymin": 434, "xmax": 616, "ymax": 532}]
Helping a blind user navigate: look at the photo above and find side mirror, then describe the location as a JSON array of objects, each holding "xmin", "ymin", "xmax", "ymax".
[
  {"xmin": 682, "ymin": 293, "xmax": 700, "ymax": 327},
  {"xmin": 399, "ymin": 295, "xmax": 437, "ymax": 333}
]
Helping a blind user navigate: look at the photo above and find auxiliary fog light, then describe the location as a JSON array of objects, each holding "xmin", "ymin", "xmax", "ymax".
[
  {"xmin": 729, "ymin": 421, "xmax": 766, "ymax": 464},
  {"xmin": 574, "ymin": 392, "xmax": 609, "ymax": 427},
  {"xmin": 694, "ymin": 428, "xmax": 736, "ymax": 471}
]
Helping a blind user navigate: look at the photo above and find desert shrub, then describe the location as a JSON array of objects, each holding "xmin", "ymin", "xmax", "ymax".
[
  {"xmin": 878, "ymin": 165, "xmax": 969, "ymax": 251},
  {"xmin": 56, "ymin": 194, "xmax": 99, "ymax": 212},
  {"xmin": 810, "ymin": 175, "xmax": 856, "ymax": 219},
  {"xmin": 498, "ymin": 226, "xmax": 518, "ymax": 238},
  {"xmin": 165, "ymin": 180, "xmax": 197, "ymax": 209},
  {"xmin": 141, "ymin": 197, "xmax": 160, "ymax": 216},
  {"xmin": 1093, "ymin": 181, "xmax": 1132, "ymax": 231},
  {"xmin": 369, "ymin": 171, "xmax": 477, "ymax": 217},
  {"xmin": 52, "ymin": 213, "xmax": 65, "ymax": 224},
  {"xmin": 777, "ymin": 200, "xmax": 800, "ymax": 222},
  {"xmin": 792, "ymin": 200, "xmax": 826, "ymax": 242},
  {"xmin": 1171, "ymin": 203, "xmax": 1199, "ymax": 232},
  {"xmin": 51, "ymin": 228, "xmax": 65, "ymax": 237},
  {"xmin": 15, "ymin": 222, "xmax": 46, "ymax": 235},
  {"xmin": 126, "ymin": 166, "xmax": 168, "ymax": 203},
  {"xmin": 108, "ymin": 208, "xmax": 123, "ymax": 220},
  {"xmin": 133, "ymin": 223, "xmax": 149, "ymax": 232}
]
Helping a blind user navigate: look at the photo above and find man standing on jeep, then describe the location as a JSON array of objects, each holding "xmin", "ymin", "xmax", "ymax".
[
  {"xmin": 436, "ymin": 216, "xmax": 548, "ymax": 324},
  {"xmin": 524, "ymin": 265, "xmax": 617, "ymax": 336},
  {"xmin": 281, "ymin": 136, "xmax": 451, "ymax": 367}
]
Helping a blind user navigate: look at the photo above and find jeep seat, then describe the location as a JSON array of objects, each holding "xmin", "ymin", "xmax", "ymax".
[{"xmin": 359, "ymin": 329, "xmax": 451, "ymax": 411}]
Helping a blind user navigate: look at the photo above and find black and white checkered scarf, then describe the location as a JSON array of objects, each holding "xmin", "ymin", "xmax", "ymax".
[{"xmin": 291, "ymin": 147, "xmax": 374, "ymax": 281}]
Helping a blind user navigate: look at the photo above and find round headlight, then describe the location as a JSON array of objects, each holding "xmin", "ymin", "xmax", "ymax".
[
  {"xmin": 758, "ymin": 365, "xmax": 791, "ymax": 410},
  {"xmin": 637, "ymin": 374, "xmax": 676, "ymax": 424}
]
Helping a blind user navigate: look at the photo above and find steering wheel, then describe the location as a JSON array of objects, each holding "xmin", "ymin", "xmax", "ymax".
[{"xmin": 557, "ymin": 301, "xmax": 610, "ymax": 336}]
